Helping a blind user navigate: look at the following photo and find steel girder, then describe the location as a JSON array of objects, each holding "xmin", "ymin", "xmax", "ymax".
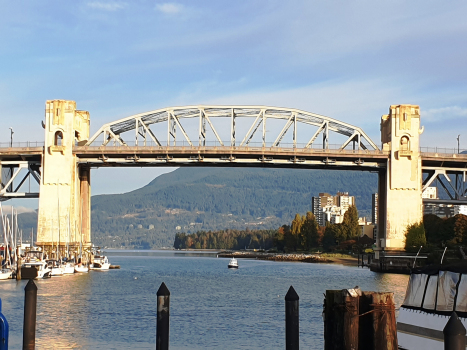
[
  {"xmin": 0, "ymin": 161, "xmax": 41, "ymax": 200},
  {"xmin": 86, "ymin": 106, "xmax": 379, "ymax": 151},
  {"xmin": 422, "ymin": 167, "xmax": 467, "ymax": 202}
]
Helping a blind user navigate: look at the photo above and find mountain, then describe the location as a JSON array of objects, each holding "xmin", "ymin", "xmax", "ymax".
[{"xmin": 18, "ymin": 167, "xmax": 378, "ymax": 248}]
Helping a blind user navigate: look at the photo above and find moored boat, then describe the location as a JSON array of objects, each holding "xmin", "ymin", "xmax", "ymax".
[
  {"xmin": 46, "ymin": 259, "xmax": 64, "ymax": 276},
  {"xmin": 74, "ymin": 262, "xmax": 89, "ymax": 273},
  {"xmin": 397, "ymin": 262, "xmax": 467, "ymax": 349},
  {"xmin": 228, "ymin": 257, "xmax": 238, "ymax": 269},
  {"xmin": 0, "ymin": 268, "xmax": 12, "ymax": 280},
  {"xmin": 90, "ymin": 255, "xmax": 110, "ymax": 270},
  {"xmin": 21, "ymin": 260, "xmax": 51, "ymax": 279},
  {"xmin": 62, "ymin": 262, "xmax": 75, "ymax": 274}
]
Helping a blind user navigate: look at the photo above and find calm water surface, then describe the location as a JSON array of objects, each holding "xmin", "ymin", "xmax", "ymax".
[{"xmin": 0, "ymin": 250, "xmax": 409, "ymax": 349}]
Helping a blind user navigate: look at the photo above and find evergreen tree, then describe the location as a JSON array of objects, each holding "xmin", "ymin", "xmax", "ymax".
[{"xmin": 342, "ymin": 205, "xmax": 359, "ymax": 239}]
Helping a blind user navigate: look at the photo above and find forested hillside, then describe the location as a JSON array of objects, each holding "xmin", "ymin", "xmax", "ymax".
[{"xmin": 18, "ymin": 167, "xmax": 378, "ymax": 248}]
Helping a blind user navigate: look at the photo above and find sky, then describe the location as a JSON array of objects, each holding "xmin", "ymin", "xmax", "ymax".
[{"xmin": 1, "ymin": 0, "xmax": 467, "ymax": 209}]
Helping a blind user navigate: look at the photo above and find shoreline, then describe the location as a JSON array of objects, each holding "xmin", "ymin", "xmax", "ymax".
[{"xmin": 217, "ymin": 251, "xmax": 358, "ymax": 266}]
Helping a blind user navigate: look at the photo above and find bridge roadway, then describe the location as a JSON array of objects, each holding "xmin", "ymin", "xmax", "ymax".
[{"xmin": 0, "ymin": 145, "xmax": 466, "ymax": 170}]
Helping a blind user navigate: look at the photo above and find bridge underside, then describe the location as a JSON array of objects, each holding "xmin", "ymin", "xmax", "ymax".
[{"xmin": 74, "ymin": 146, "xmax": 388, "ymax": 171}]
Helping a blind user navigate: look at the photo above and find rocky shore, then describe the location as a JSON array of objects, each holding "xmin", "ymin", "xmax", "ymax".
[{"xmin": 217, "ymin": 251, "xmax": 355, "ymax": 264}]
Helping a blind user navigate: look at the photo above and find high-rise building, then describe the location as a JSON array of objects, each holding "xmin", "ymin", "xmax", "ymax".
[{"xmin": 311, "ymin": 192, "xmax": 356, "ymax": 226}]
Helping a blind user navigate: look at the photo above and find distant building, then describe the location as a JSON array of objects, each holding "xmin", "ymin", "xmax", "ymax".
[
  {"xmin": 424, "ymin": 204, "xmax": 455, "ymax": 218},
  {"xmin": 372, "ymin": 193, "xmax": 378, "ymax": 225},
  {"xmin": 455, "ymin": 205, "xmax": 467, "ymax": 216},
  {"xmin": 422, "ymin": 186, "xmax": 438, "ymax": 199},
  {"xmin": 312, "ymin": 191, "xmax": 355, "ymax": 226}
]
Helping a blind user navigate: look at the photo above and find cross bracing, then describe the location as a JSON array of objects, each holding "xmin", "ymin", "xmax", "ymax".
[{"xmin": 86, "ymin": 106, "xmax": 379, "ymax": 151}]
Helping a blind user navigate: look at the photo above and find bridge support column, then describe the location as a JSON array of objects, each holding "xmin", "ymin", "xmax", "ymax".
[
  {"xmin": 79, "ymin": 166, "xmax": 91, "ymax": 245},
  {"xmin": 380, "ymin": 105, "xmax": 424, "ymax": 250},
  {"xmin": 36, "ymin": 100, "xmax": 91, "ymax": 259}
]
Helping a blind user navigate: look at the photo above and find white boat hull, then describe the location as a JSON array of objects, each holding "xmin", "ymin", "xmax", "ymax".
[
  {"xmin": 397, "ymin": 307, "xmax": 467, "ymax": 349},
  {"xmin": 90, "ymin": 263, "xmax": 110, "ymax": 270},
  {"xmin": 63, "ymin": 265, "xmax": 75, "ymax": 274},
  {"xmin": 74, "ymin": 265, "xmax": 89, "ymax": 273},
  {"xmin": 0, "ymin": 269, "xmax": 12, "ymax": 280}
]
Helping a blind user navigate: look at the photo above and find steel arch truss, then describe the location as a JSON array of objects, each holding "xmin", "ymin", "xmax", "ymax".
[{"xmin": 86, "ymin": 106, "xmax": 379, "ymax": 151}]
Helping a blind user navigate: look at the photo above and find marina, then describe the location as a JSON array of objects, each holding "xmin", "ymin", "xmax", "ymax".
[{"xmin": 0, "ymin": 250, "xmax": 409, "ymax": 349}]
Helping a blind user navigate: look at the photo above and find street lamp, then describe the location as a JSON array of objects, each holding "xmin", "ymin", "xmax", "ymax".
[
  {"xmin": 9, "ymin": 127, "xmax": 13, "ymax": 147},
  {"xmin": 458, "ymin": 134, "xmax": 461, "ymax": 154}
]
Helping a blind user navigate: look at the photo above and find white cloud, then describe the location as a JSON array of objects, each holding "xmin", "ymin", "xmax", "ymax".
[
  {"xmin": 155, "ymin": 3, "xmax": 184, "ymax": 14},
  {"xmin": 87, "ymin": 1, "xmax": 126, "ymax": 11}
]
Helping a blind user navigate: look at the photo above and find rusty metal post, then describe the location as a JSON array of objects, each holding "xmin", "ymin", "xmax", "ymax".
[
  {"xmin": 285, "ymin": 285, "xmax": 299, "ymax": 350},
  {"xmin": 444, "ymin": 312, "xmax": 466, "ymax": 350},
  {"xmin": 22, "ymin": 279, "xmax": 37, "ymax": 350},
  {"xmin": 156, "ymin": 282, "xmax": 170, "ymax": 350}
]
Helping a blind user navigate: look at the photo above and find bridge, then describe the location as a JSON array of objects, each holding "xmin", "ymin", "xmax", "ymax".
[{"xmin": 0, "ymin": 101, "xmax": 466, "ymax": 258}]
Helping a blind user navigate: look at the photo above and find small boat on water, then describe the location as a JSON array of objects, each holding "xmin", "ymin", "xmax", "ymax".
[
  {"xmin": 22, "ymin": 260, "xmax": 51, "ymax": 279},
  {"xmin": 228, "ymin": 257, "xmax": 238, "ymax": 269},
  {"xmin": 62, "ymin": 262, "xmax": 75, "ymax": 274},
  {"xmin": 397, "ymin": 262, "xmax": 467, "ymax": 349},
  {"xmin": 47, "ymin": 259, "xmax": 64, "ymax": 276},
  {"xmin": 90, "ymin": 255, "xmax": 110, "ymax": 270},
  {"xmin": 0, "ymin": 268, "xmax": 12, "ymax": 280},
  {"xmin": 74, "ymin": 263, "xmax": 89, "ymax": 273}
]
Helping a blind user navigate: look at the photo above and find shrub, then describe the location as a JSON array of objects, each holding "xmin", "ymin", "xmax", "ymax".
[{"xmin": 405, "ymin": 221, "xmax": 427, "ymax": 252}]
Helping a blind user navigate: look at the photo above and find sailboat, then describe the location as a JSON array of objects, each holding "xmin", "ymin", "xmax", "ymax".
[{"xmin": 0, "ymin": 204, "xmax": 14, "ymax": 280}]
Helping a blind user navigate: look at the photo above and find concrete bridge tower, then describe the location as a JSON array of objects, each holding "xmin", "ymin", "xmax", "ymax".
[
  {"xmin": 36, "ymin": 100, "xmax": 91, "ymax": 257},
  {"xmin": 379, "ymin": 104, "xmax": 424, "ymax": 250}
]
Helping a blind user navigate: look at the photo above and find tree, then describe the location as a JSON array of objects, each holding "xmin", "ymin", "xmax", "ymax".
[
  {"xmin": 423, "ymin": 214, "xmax": 443, "ymax": 245},
  {"xmin": 342, "ymin": 205, "xmax": 359, "ymax": 239},
  {"xmin": 322, "ymin": 223, "xmax": 337, "ymax": 251},
  {"xmin": 452, "ymin": 214, "xmax": 467, "ymax": 245},
  {"xmin": 405, "ymin": 221, "xmax": 426, "ymax": 252},
  {"xmin": 290, "ymin": 214, "xmax": 304, "ymax": 250},
  {"xmin": 301, "ymin": 211, "xmax": 319, "ymax": 250}
]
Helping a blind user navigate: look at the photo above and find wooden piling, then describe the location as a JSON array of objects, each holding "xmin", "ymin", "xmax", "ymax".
[
  {"xmin": 23, "ymin": 279, "xmax": 37, "ymax": 350},
  {"xmin": 325, "ymin": 289, "xmax": 397, "ymax": 350},
  {"xmin": 156, "ymin": 282, "xmax": 170, "ymax": 350},
  {"xmin": 324, "ymin": 289, "xmax": 359, "ymax": 350},
  {"xmin": 285, "ymin": 285, "xmax": 299, "ymax": 350}
]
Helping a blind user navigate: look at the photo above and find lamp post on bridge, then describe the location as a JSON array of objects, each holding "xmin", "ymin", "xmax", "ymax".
[
  {"xmin": 458, "ymin": 134, "xmax": 461, "ymax": 154},
  {"xmin": 9, "ymin": 127, "xmax": 13, "ymax": 147}
]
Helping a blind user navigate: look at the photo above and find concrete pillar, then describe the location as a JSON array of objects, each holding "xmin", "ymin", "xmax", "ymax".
[
  {"xmin": 36, "ymin": 100, "xmax": 90, "ymax": 256},
  {"xmin": 380, "ymin": 105, "xmax": 424, "ymax": 250},
  {"xmin": 79, "ymin": 166, "xmax": 91, "ymax": 245}
]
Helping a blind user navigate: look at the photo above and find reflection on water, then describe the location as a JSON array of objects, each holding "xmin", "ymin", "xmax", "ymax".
[{"xmin": 0, "ymin": 250, "xmax": 409, "ymax": 349}]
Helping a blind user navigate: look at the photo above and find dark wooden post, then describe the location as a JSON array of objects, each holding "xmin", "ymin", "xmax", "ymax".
[
  {"xmin": 23, "ymin": 279, "xmax": 37, "ymax": 350},
  {"xmin": 324, "ymin": 289, "xmax": 359, "ymax": 350},
  {"xmin": 359, "ymin": 292, "xmax": 397, "ymax": 350},
  {"xmin": 285, "ymin": 285, "xmax": 299, "ymax": 350},
  {"xmin": 156, "ymin": 282, "xmax": 170, "ymax": 350},
  {"xmin": 444, "ymin": 312, "xmax": 466, "ymax": 350}
]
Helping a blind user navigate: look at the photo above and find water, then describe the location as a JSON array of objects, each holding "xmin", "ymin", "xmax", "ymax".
[{"xmin": 0, "ymin": 251, "xmax": 409, "ymax": 349}]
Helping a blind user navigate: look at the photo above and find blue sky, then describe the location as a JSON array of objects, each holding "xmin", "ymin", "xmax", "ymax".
[{"xmin": 1, "ymin": 0, "xmax": 467, "ymax": 209}]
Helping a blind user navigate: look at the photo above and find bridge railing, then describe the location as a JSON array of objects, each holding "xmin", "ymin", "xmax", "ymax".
[
  {"xmin": 78, "ymin": 140, "xmax": 389, "ymax": 153},
  {"xmin": 0, "ymin": 141, "xmax": 44, "ymax": 148},
  {"xmin": 420, "ymin": 146, "xmax": 467, "ymax": 155}
]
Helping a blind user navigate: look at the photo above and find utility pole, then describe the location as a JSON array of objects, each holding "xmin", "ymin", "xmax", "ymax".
[{"xmin": 9, "ymin": 127, "xmax": 13, "ymax": 147}]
